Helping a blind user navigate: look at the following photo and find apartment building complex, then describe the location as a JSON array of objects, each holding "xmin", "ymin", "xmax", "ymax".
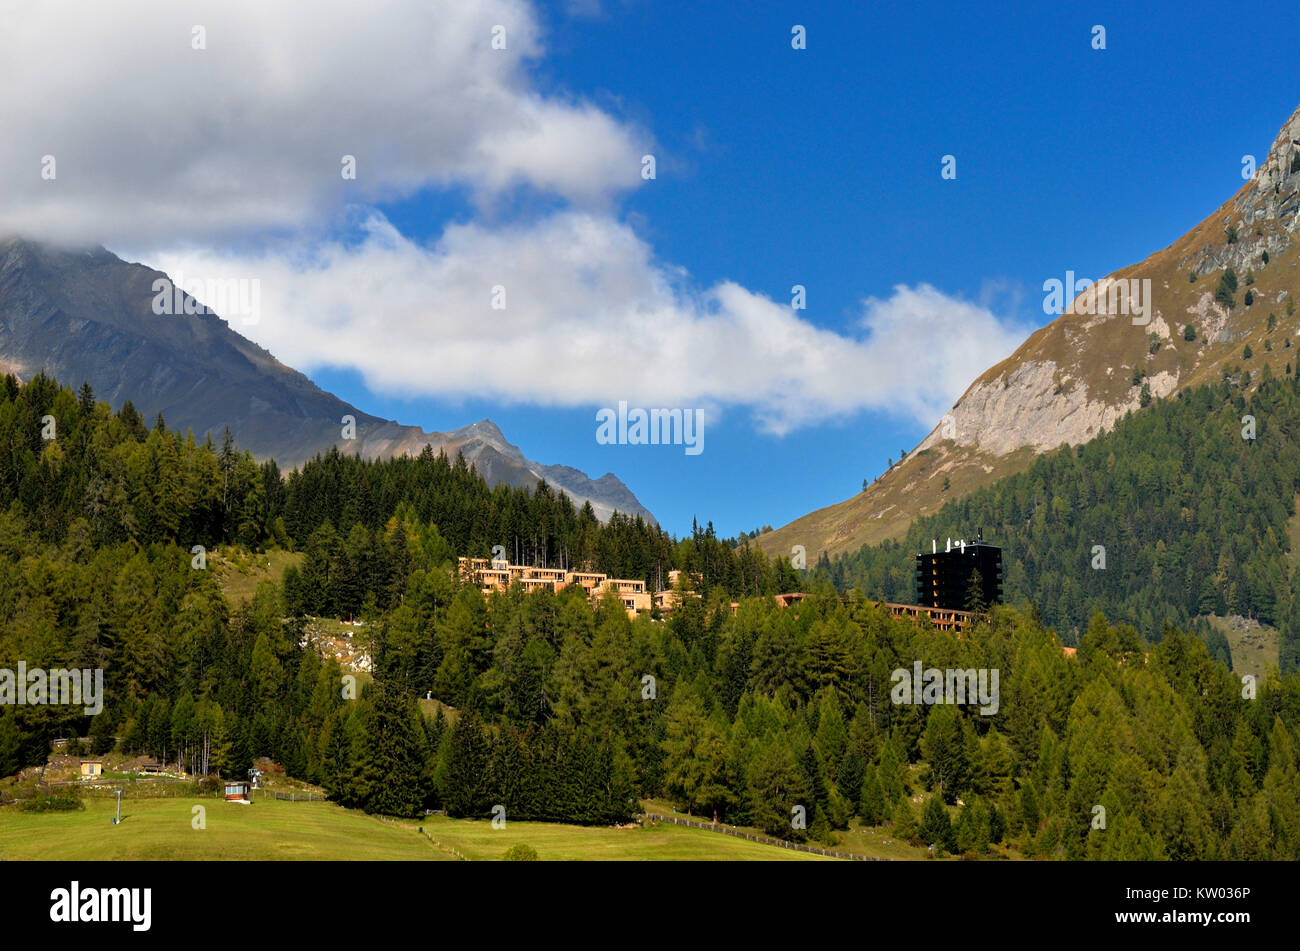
[
  {"xmin": 457, "ymin": 557, "xmax": 652, "ymax": 618},
  {"xmin": 458, "ymin": 560, "xmax": 978, "ymax": 632}
]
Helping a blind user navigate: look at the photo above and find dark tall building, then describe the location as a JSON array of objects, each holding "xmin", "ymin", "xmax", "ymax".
[{"xmin": 915, "ymin": 537, "xmax": 1003, "ymax": 612}]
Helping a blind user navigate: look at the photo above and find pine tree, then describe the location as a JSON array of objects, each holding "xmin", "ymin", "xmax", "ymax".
[
  {"xmin": 1020, "ymin": 781, "xmax": 1042, "ymax": 836},
  {"xmin": 207, "ymin": 705, "xmax": 234, "ymax": 778},
  {"xmin": 441, "ymin": 710, "xmax": 492, "ymax": 818},
  {"xmin": 891, "ymin": 797, "xmax": 919, "ymax": 842},
  {"xmin": 0, "ymin": 712, "xmax": 22, "ymax": 777},
  {"xmin": 359, "ymin": 681, "xmax": 428, "ymax": 817},
  {"xmin": 920, "ymin": 793, "xmax": 956, "ymax": 852},
  {"xmin": 954, "ymin": 800, "xmax": 992, "ymax": 854},
  {"xmin": 920, "ymin": 704, "xmax": 968, "ymax": 803},
  {"xmin": 877, "ymin": 736, "xmax": 907, "ymax": 804},
  {"xmin": 964, "ymin": 568, "xmax": 989, "ymax": 614},
  {"xmin": 338, "ymin": 705, "xmax": 371, "ymax": 809},
  {"xmin": 814, "ymin": 690, "xmax": 849, "ymax": 775},
  {"xmin": 798, "ymin": 743, "xmax": 831, "ymax": 821},
  {"xmin": 74, "ymin": 381, "xmax": 95, "ymax": 426},
  {"xmin": 836, "ymin": 747, "xmax": 865, "ymax": 810},
  {"xmin": 858, "ymin": 763, "xmax": 886, "ymax": 824},
  {"xmin": 660, "ymin": 692, "xmax": 734, "ymax": 817},
  {"xmin": 746, "ymin": 741, "xmax": 810, "ymax": 840}
]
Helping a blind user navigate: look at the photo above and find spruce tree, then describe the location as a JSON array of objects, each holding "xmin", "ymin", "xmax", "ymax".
[
  {"xmin": 359, "ymin": 681, "xmax": 427, "ymax": 817},
  {"xmin": 920, "ymin": 704, "xmax": 968, "ymax": 803},
  {"xmin": 858, "ymin": 764, "xmax": 886, "ymax": 825},
  {"xmin": 964, "ymin": 568, "xmax": 989, "ymax": 614},
  {"xmin": 878, "ymin": 737, "xmax": 907, "ymax": 804},
  {"xmin": 442, "ymin": 710, "xmax": 493, "ymax": 818},
  {"xmin": 836, "ymin": 748, "xmax": 865, "ymax": 811},
  {"xmin": 661, "ymin": 692, "xmax": 733, "ymax": 817},
  {"xmin": 747, "ymin": 742, "xmax": 810, "ymax": 840},
  {"xmin": 920, "ymin": 793, "xmax": 956, "ymax": 853},
  {"xmin": 891, "ymin": 798, "xmax": 919, "ymax": 842}
]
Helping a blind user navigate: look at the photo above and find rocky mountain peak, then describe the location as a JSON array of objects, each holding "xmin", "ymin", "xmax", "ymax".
[
  {"xmin": 757, "ymin": 100, "xmax": 1300, "ymax": 562},
  {"xmin": 1237, "ymin": 102, "xmax": 1300, "ymax": 229}
]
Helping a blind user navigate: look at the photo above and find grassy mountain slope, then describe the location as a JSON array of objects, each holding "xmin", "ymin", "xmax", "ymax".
[{"xmin": 759, "ymin": 102, "xmax": 1300, "ymax": 562}]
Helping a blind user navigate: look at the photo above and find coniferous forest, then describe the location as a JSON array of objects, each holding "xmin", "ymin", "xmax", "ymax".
[
  {"xmin": 822, "ymin": 369, "xmax": 1300, "ymax": 674},
  {"xmin": 2, "ymin": 372, "xmax": 1300, "ymax": 858}
]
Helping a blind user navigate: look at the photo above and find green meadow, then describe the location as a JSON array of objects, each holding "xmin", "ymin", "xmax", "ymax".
[
  {"xmin": 408, "ymin": 814, "xmax": 832, "ymax": 861},
  {"xmin": 0, "ymin": 797, "xmax": 836, "ymax": 861},
  {"xmin": 0, "ymin": 796, "xmax": 448, "ymax": 861}
]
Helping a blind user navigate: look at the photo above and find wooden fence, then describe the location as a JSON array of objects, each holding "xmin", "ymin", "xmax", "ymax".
[
  {"xmin": 367, "ymin": 813, "xmax": 469, "ymax": 860},
  {"xmin": 270, "ymin": 791, "xmax": 326, "ymax": 802},
  {"xmin": 416, "ymin": 826, "xmax": 470, "ymax": 861},
  {"xmin": 638, "ymin": 813, "xmax": 888, "ymax": 861}
]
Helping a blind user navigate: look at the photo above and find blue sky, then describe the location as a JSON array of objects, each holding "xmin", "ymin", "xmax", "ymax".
[
  {"xmin": 330, "ymin": 0, "xmax": 1300, "ymax": 537},
  {"xmin": 7, "ymin": 0, "xmax": 1300, "ymax": 539}
]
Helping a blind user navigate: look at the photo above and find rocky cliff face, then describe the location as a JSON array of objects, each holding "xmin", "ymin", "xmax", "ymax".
[
  {"xmin": 0, "ymin": 238, "xmax": 654, "ymax": 524},
  {"xmin": 929, "ymin": 103, "xmax": 1300, "ymax": 461},
  {"xmin": 1198, "ymin": 104, "xmax": 1300, "ymax": 272},
  {"xmin": 758, "ymin": 102, "xmax": 1300, "ymax": 562}
]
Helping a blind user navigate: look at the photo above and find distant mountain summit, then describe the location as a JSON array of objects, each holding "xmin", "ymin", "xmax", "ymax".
[
  {"xmin": 0, "ymin": 237, "xmax": 654, "ymax": 524},
  {"xmin": 759, "ymin": 101, "xmax": 1300, "ymax": 561}
]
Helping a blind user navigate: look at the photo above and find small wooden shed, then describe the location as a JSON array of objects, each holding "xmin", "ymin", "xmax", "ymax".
[
  {"xmin": 79, "ymin": 760, "xmax": 102, "ymax": 779},
  {"xmin": 224, "ymin": 780, "xmax": 251, "ymax": 802}
]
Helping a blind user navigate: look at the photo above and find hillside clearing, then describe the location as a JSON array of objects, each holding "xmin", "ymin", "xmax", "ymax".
[
  {"xmin": 0, "ymin": 798, "xmax": 851, "ymax": 861},
  {"xmin": 213, "ymin": 548, "xmax": 302, "ymax": 606},
  {"xmin": 406, "ymin": 814, "xmax": 834, "ymax": 861},
  {"xmin": 0, "ymin": 797, "xmax": 449, "ymax": 861}
]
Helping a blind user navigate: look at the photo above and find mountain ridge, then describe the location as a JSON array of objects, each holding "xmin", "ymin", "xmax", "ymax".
[
  {"xmin": 0, "ymin": 236, "xmax": 654, "ymax": 524},
  {"xmin": 757, "ymin": 101, "xmax": 1300, "ymax": 562}
]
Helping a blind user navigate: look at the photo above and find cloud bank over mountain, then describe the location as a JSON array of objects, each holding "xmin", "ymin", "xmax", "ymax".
[
  {"xmin": 154, "ymin": 214, "xmax": 1028, "ymax": 434},
  {"xmin": 2, "ymin": 0, "xmax": 1027, "ymax": 435}
]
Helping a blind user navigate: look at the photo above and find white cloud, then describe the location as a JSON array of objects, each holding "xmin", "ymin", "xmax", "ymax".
[
  {"xmin": 146, "ymin": 212, "xmax": 1029, "ymax": 434},
  {"xmin": 0, "ymin": 0, "xmax": 647, "ymax": 243},
  {"xmin": 2, "ymin": 0, "xmax": 1028, "ymax": 435}
]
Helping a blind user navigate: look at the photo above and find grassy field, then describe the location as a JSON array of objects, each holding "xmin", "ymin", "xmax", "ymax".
[
  {"xmin": 810, "ymin": 822, "xmax": 930, "ymax": 861},
  {"xmin": 0, "ymin": 797, "xmax": 841, "ymax": 861},
  {"xmin": 213, "ymin": 548, "xmax": 303, "ymax": 606},
  {"xmin": 417, "ymin": 697, "xmax": 459, "ymax": 724},
  {"xmin": 1207, "ymin": 614, "xmax": 1279, "ymax": 682},
  {"xmin": 406, "ymin": 815, "xmax": 831, "ymax": 861},
  {"xmin": 0, "ymin": 796, "xmax": 450, "ymax": 861},
  {"xmin": 638, "ymin": 797, "xmax": 931, "ymax": 861}
]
